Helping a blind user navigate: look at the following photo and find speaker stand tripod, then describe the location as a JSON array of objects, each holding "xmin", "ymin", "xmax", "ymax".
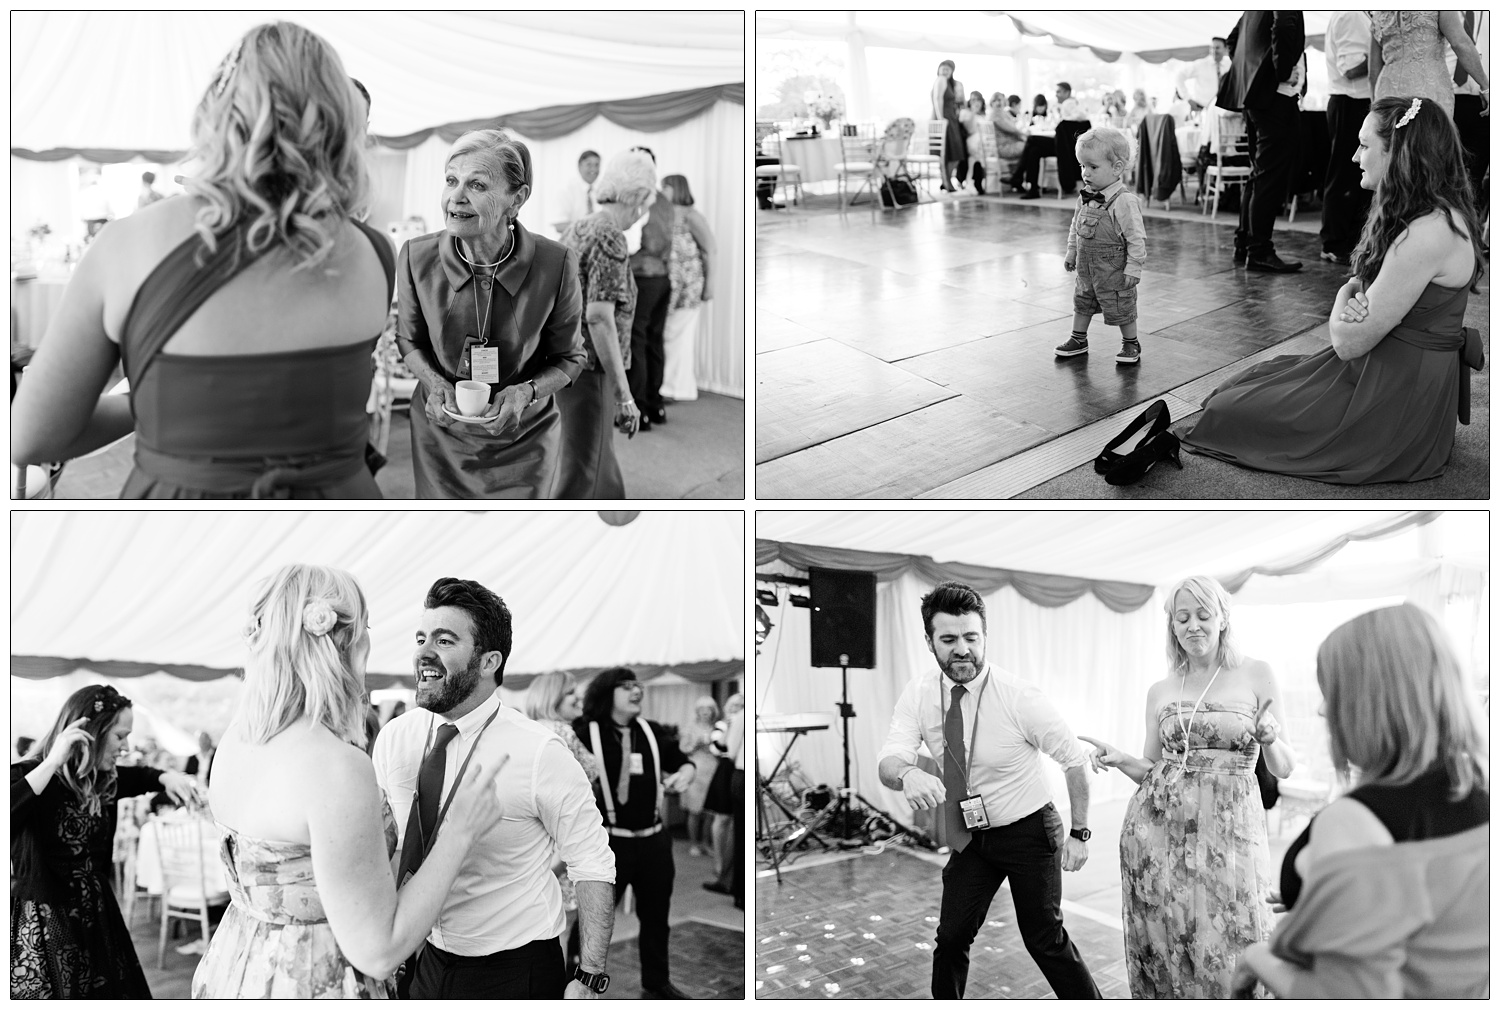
[{"xmin": 824, "ymin": 661, "xmax": 934, "ymax": 851}]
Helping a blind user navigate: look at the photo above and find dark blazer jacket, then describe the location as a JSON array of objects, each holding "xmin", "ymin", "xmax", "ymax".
[
  {"xmin": 1219, "ymin": 11, "xmax": 1306, "ymax": 111},
  {"xmin": 395, "ymin": 221, "xmax": 586, "ymax": 392}
]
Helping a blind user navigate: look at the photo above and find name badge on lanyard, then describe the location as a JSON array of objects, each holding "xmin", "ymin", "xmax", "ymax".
[
  {"xmin": 960, "ymin": 794, "xmax": 990, "ymax": 830},
  {"xmin": 470, "ymin": 345, "xmax": 501, "ymax": 384},
  {"xmin": 629, "ymin": 751, "xmax": 645, "ymax": 776}
]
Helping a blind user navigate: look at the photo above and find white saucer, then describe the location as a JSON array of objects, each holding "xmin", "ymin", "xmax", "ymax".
[{"xmin": 442, "ymin": 406, "xmax": 491, "ymax": 424}]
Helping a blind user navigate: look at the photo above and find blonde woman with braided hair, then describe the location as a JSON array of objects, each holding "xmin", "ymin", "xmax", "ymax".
[
  {"xmin": 13, "ymin": 21, "xmax": 397, "ymax": 498},
  {"xmin": 193, "ymin": 564, "xmax": 504, "ymax": 997}
]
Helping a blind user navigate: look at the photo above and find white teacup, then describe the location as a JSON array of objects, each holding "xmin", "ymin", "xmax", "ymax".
[{"xmin": 454, "ymin": 380, "xmax": 490, "ymax": 416}]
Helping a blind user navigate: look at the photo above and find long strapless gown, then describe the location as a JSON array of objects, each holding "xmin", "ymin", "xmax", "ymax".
[
  {"xmin": 1183, "ymin": 266, "xmax": 1479, "ymax": 483},
  {"xmin": 191, "ymin": 816, "xmax": 398, "ymax": 999},
  {"xmin": 1119, "ymin": 702, "xmax": 1272, "ymax": 999},
  {"xmin": 117, "ymin": 219, "xmax": 394, "ymax": 498},
  {"xmin": 1370, "ymin": 11, "xmax": 1457, "ymax": 117}
]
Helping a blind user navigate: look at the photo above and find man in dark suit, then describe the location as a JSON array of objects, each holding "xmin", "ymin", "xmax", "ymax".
[{"xmin": 1218, "ymin": 11, "xmax": 1307, "ymax": 273}]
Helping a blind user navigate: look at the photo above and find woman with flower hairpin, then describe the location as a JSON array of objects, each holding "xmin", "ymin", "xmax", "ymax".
[
  {"xmin": 1079, "ymin": 576, "xmax": 1295, "ymax": 998},
  {"xmin": 12, "ymin": 685, "xmax": 200, "ymax": 997},
  {"xmin": 192, "ymin": 564, "xmax": 503, "ymax": 998},
  {"xmin": 11, "ymin": 21, "xmax": 396, "ymax": 498},
  {"xmin": 1183, "ymin": 96, "xmax": 1486, "ymax": 483}
]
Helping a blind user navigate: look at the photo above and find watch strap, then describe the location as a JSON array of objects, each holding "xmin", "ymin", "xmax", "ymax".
[
  {"xmin": 573, "ymin": 967, "xmax": 610, "ymax": 993},
  {"xmin": 1069, "ymin": 827, "xmax": 1091, "ymax": 841}
]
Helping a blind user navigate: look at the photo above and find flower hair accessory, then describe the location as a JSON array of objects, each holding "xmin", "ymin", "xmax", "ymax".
[
  {"xmin": 303, "ymin": 600, "xmax": 339, "ymax": 637},
  {"xmin": 214, "ymin": 39, "xmax": 244, "ymax": 98},
  {"xmin": 1395, "ymin": 98, "xmax": 1422, "ymax": 130}
]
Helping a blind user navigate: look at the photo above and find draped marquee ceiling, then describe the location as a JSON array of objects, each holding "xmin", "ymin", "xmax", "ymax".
[
  {"xmin": 756, "ymin": 511, "xmax": 1455, "ymax": 592},
  {"xmin": 11, "ymin": 511, "xmax": 744, "ymax": 687},
  {"xmin": 12, "ymin": 11, "xmax": 745, "ymax": 157}
]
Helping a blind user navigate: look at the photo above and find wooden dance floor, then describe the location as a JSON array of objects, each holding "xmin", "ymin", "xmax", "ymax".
[
  {"xmin": 756, "ymin": 848, "xmax": 1130, "ymax": 1000},
  {"xmin": 755, "ymin": 193, "xmax": 1484, "ymax": 499}
]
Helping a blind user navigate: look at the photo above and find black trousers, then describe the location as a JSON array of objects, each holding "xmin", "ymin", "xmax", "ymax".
[
  {"xmin": 1453, "ymin": 94, "xmax": 1489, "ymax": 215},
  {"xmin": 409, "ymin": 936, "xmax": 567, "ymax": 998},
  {"xmin": 628, "ymin": 275, "xmax": 670, "ymax": 414},
  {"xmin": 730, "ymin": 768, "xmax": 745, "ymax": 909},
  {"xmin": 612, "ymin": 828, "xmax": 675, "ymax": 991},
  {"xmin": 1319, "ymin": 94, "xmax": 1372, "ymax": 256},
  {"xmin": 931, "ymin": 803, "xmax": 1100, "ymax": 1000},
  {"xmin": 1017, "ymin": 135, "xmax": 1055, "ymax": 189},
  {"xmin": 1237, "ymin": 93, "xmax": 1301, "ymax": 257}
]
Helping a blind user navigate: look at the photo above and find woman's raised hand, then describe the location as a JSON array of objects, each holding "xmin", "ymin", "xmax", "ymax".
[
  {"xmin": 1077, "ymin": 735, "xmax": 1126, "ymax": 774},
  {"xmin": 44, "ymin": 718, "xmax": 92, "ymax": 769},
  {"xmin": 1252, "ymin": 697, "xmax": 1280, "ymax": 747},
  {"xmin": 448, "ymin": 753, "xmax": 508, "ymax": 841}
]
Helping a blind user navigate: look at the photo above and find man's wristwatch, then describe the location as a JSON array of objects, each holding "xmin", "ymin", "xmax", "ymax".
[
  {"xmin": 1070, "ymin": 827, "xmax": 1092, "ymax": 842},
  {"xmin": 573, "ymin": 967, "xmax": 610, "ymax": 994}
]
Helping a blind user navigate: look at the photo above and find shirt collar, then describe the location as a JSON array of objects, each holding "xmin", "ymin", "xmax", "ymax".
[
  {"xmin": 1087, "ymin": 178, "xmax": 1125, "ymax": 200},
  {"xmin": 442, "ymin": 688, "xmax": 501, "ymax": 739},
  {"xmin": 438, "ymin": 221, "xmax": 537, "ymax": 299}
]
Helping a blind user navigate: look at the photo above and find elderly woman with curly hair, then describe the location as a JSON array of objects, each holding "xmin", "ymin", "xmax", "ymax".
[
  {"xmin": 12, "ymin": 686, "xmax": 199, "ymax": 997},
  {"xmin": 397, "ymin": 129, "xmax": 588, "ymax": 498},
  {"xmin": 12, "ymin": 21, "xmax": 395, "ymax": 497},
  {"xmin": 555, "ymin": 151, "xmax": 654, "ymax": 497},
  {"xmin": 1082, "ymin": 575, "xmax": 1295, "ymax": 998}
]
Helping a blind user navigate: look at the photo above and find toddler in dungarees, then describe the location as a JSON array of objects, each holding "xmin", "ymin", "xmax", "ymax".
[{"xmin": 1054, "ymin": 128, "xmax": 1147, "ymax": 364}]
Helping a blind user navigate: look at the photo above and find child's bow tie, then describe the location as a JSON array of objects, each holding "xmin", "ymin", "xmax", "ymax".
[{"xmin": 1080, "ymin": 189, "xmax": 1106, "ymax": 205}]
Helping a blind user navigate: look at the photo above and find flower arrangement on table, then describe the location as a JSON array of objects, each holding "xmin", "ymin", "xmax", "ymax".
[{"xmin": 808, "ymin": 94, "xmax": 844, "ymax": 130}]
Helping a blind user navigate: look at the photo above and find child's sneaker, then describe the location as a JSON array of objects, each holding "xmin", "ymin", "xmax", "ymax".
[
  {"xmin": 1055, "ymin": 334, "xmax": 1089, "ymax": 357},
  {"xmin": 1116, "ymin": 340, "xmax": 1141, "ymax": 365}
]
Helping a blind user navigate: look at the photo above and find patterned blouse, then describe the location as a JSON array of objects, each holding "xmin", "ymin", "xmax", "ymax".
[{"xmin": 560, "ymin": 213, "xmax": 636, "ymax": 374}]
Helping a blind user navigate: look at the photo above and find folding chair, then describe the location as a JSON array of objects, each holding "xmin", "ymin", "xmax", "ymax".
[
  {"xmin": 834, "ymin": 134, "xmax": 880, "ymax": 211},
  {"xmin": 1202, "ymin": 111, "xmax": 1252, "ymax": 219}
]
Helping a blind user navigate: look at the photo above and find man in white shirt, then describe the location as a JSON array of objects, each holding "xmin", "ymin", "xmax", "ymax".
[
  {"xmin": 1176, "ymin": 36, "xmax": 1230, "ymax": 112},
  {"xmin": 877, "ymin": 582, "xmax": 1101, "ymax": 1000},
  {"xmin": 1320, "ymin": 10, "xmax": 1372, "ymax": 265},
  {"xmin": 373, "ymin": 578, "xmax": 616, "ymax": 999},
  {"xmin": 1449, "ymin": 10, "xmax": 1490, "ymax": 214},
  {"xmin": 553, "ymin": 149, "xmax": 601, "ymax": 236}
]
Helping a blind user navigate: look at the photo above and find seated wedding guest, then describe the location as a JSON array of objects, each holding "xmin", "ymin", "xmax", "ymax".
[
  {"xmin": 1029, "ymin": 94, "xmax": 1049, "ymax": 125},
  {"xmin": 397, "ymin": 129, "xmax": 587, "ymax": 498},
  {"xmin": 13, "ymin": 685, "xmax": 199, "ymax": 997},
  {"xmin": 555, "ymin": 150, "xmax": 652, "ymax": 498},
  {"xmin": 991, "ymin": 95, "xmax": 1028, "ymax": 190},
  {"xmin": 1183, "ymin": 97, "xmax": 1485, "ymax": 484},
  {"xmin": 1016, "ymin": 82, "xmax": 1091, "ymax": 199},
  {"xmin": 573, "ymin": 667, "xmax": 696, "ymax": 999},
  {"xmin": 1082, "ymin": 575, "xmax": 1293, "ymax": 998},
  {"xmin": 1232, "ymin": 604, "xmax": 1488, "ymax": 998},
  {"xmin": 193, "ymin": 564, "xmax": 504, "ymax": 997},
  {"xmin": 957, "ymin": 91, "xmax": 989, "ymax": 193},
  {"xmin": 11, "ymin": 22, "xmax": 394, "ymax": 497},
  {"xmin": 660, "ymin": 173, "xmax": 714, "ymax": 401},
  {"xmin": 552, "ymin": 149, "xmax": 601, "ymax": 236}
]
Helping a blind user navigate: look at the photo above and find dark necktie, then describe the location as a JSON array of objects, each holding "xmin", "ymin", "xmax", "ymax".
[
  {"xmin": 943, "ymin": 683, "xmax": 971, "ymax": 853},
  {"xmin": 1080, "ymin": 189, "xmax": 1106, "ymax": 205},
  {"xmin": 397, "ymin": 722, "xmax": 460, "ymax": 885},
  {"xmin": 1455, "ymin": 12, "xmax": 1476, "ymax": 85},
  {"xmin": 617, "ymin": 725, "xmax": 633, "ymax": 805}
]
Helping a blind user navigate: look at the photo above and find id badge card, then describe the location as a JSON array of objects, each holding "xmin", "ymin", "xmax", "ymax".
[
  {"xmin": 629, "ymin": 752, "xmax": 645, "ymax": 776},
  {"xmin": 960, "ymin": 794, "xmax": 990, "ymax": 831},
  {"xmin": 470, "ymin": 345, "xmax": 501, "ymax": 383}
]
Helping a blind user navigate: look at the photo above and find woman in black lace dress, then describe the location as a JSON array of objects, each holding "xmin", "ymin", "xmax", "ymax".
[{"xmin": 11, "ymin": 685, "xmax": 199, "ymax": 997}]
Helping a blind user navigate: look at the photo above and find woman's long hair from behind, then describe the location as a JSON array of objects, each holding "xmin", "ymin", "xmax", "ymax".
[
  {"xmin": 187, "ymin": 21, "xmax": 370, "ymax": 272},
  {"xmin": 1317, "ymin": 603, "xmax": 1487, "ymax": 800},
  {"xmin": 1352, "ymin": 97, "xmax": 1486, "ymax": 293},
  {"xmin": 241, "ymin": 563, "xmax": 369, "ymax": 748},
  {"xmin": 32, "ymin": 685, "xmax": 133, "ymax": 817}
]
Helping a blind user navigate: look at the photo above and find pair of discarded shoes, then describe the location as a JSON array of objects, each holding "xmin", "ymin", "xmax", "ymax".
[{"xmin": 1093, "ymin": 399, "xmax": 1183, "ymax": 486}]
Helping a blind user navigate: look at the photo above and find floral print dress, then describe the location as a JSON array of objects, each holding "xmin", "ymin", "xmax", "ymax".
[
  {"xmin": 191, "ymin": 801, "xmax": 400, "ymax": 999},
  {"xmin": 1119, "ymin": 701, "xmax": 1273, "ymax": 998}
]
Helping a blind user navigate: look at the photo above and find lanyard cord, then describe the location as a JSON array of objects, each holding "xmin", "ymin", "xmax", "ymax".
[
  {"xmin": 459, "ymin": 229, "xmax": 513, "ymax": 348},
  {"xmin": 1175, "ymin": 664, "xmax": 1222, "ymax": 778},
  {"xmin": 937, "ymin": 672, "xmax": 988, "ymax": 795},
  {"xmin": 416, "ymin": 704, "xmax": 501, "ymax": 858}
]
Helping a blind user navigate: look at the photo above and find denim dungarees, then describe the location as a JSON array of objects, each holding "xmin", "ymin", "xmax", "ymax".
[{"xmin": 1072, "ymin": 188, "xmax": 1137, "ymax": 326}]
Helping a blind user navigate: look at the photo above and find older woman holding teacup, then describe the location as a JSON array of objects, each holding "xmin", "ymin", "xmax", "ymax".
[
  {"xmin": 555, "ymin": 151, "xmax": 653, "ymax": 497},
  {"xmin": 396, "ymin": 129, "xmax": 588, "ymax": 498}
]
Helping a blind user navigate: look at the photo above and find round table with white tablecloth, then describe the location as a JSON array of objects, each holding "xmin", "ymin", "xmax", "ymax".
[
  {"xmin": 765, "ymin": 135, "xmax": 844, "ymax": 184},
  {"xmin": 133, "ymin": 812, "xmax": 229, "ymax": 895}
]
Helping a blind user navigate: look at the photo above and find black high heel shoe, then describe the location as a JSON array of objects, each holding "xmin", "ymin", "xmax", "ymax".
[
  {"xmin": 1105, "ymin": 430, "xmax": 1185, "ymax": 486},
  {"xmin": 1094, "ymin": 400, "xmax": 1170, "ymax": 475}
]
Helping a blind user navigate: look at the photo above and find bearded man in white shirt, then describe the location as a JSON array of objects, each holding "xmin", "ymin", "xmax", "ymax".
[
  {"xmin": 373, "ymin": 578, "xmax": 616, "ymax": 999},
  {"xmin": 877, "ymin": 581, "xmax": 1101, "ymax": 1000}
]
